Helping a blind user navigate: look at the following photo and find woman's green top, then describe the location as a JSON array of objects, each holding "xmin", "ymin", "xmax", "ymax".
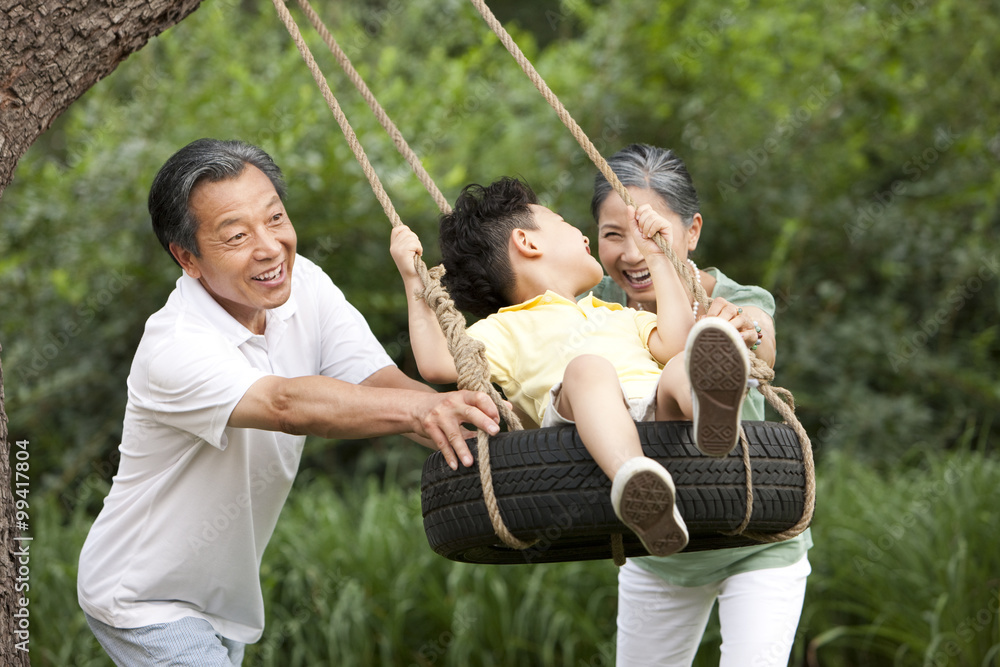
[{"xmin": 588, "ymin": 270, "xmax": 812, "ymax": 586}]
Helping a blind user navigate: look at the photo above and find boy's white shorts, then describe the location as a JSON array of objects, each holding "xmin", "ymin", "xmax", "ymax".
[{"xmin": 541, "ymin": 380, "xmax": 658, "ymax": 427}]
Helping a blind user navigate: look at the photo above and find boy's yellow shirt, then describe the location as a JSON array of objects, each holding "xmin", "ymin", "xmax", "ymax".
[{"xmin": 466, "ymin": 290, "xmax": 662, "ymax": 426}]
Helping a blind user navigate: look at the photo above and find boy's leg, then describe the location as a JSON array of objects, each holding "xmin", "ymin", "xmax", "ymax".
[
  {"xmin": 655, "ymin": 318, "xmax": 750, "ymax": 457},
  {"xmin": 553, "ymin": 355, "xmax": 642, "ymax": 478},
  {"xmin": 553, "ymin": 355, "xmax": 687, "ymax": 556},
  {"xmin": 85, "ymin": 614, "xmax": 245, "ymax": 666},
  {"xmin": 653, "ymin": 354, "xmax": 690, "ymax": 420}
]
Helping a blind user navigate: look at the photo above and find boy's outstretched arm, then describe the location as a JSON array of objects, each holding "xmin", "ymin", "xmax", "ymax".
[
  {"xmin": 630, "ymin": 204, "xmax": 697, "ymax": 363},
  {"xmin": 389, "ymin": 225, "xmax": 460, "ymax": 384}
]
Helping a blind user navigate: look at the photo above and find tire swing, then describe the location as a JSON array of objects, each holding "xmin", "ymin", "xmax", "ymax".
[{"xmin": 272, "ymin": 0, "xmax": 815, "ymax": 566}]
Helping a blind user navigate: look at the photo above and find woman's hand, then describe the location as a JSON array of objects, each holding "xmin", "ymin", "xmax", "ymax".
[{"xmin": 704, "ymin": 297, "xmax": 766, "ymax": 351}]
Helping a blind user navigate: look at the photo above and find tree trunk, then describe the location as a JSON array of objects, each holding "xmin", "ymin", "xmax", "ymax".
[
  {"xmin": 0, "ymin": 0, "xmax": 206, "ymax": 200},
  {"xmin": 0, "ymin": 1, "xmax": 205, "ymax": 662},
  {"xmin": 0, "ymin": 344, "xmax": 29, "ymax": 665}
]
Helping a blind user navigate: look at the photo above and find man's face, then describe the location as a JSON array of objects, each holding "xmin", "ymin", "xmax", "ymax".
[{"xmin": 173, "ymin": 165, "xmax": 297, "ymax": 333}]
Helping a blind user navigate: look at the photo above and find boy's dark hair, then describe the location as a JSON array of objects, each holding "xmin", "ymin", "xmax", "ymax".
[{"xmin": 439, "ymin": 177, "xmax": 538, "ymax": 318}]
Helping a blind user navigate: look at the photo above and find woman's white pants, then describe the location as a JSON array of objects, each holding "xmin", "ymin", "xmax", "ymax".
[{"xmin": 616, "ymin": 555, "xmax": 811, "ymax": 667}]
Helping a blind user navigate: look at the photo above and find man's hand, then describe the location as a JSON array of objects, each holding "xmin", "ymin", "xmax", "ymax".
[{"xmin": 410, "ymin": 389, "xmax": 502, "ymax": 470}]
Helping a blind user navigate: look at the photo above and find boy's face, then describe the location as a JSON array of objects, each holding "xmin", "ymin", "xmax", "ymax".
[{"xmin": 527, "ymin": 204, "xmax": 605, "ymax": 295}]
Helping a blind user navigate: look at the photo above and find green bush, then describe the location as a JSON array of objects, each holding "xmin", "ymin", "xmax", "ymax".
[
  {"xmin": 4, "ymin": 2, "xmax": 998, "ymax": 662},
  {"xmin": 802, "ymin": 448, "xmax": 1000, "ymax": 666},
  {"xmin": 27, "ymin": 450, "xmax": 1000, "ymax": 665},
  {"xmin": 3, "ymin": 0, "xmax": 998, "ymax": 494}
]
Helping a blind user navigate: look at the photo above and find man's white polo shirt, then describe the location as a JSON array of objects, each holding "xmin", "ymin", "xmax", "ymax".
[{"xmin": 77, "ymin": 254, "xmax": 393, "ymax": 643}]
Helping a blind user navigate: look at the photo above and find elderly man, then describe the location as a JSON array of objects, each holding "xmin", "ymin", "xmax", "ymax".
[{"xmin": 77, "ymin": 139, "xmax": 499, "ymax": 665}]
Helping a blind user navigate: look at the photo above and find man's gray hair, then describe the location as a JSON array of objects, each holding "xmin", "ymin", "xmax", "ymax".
[
  {"xmin": 591, "ymin": 143, "xmax": 700, "ymax": 228},
  {"xmin": 148, "ymin": 139, "xmax": 286, "ymax": 266}
]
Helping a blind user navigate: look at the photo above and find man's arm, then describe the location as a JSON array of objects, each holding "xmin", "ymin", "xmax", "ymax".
[
  {"xmin": 228, "ymin": 368, "xmax": 500, "ymax": 470},
  {"xmin": 359, "ymin": 366, "xmax": 455, "ymax": 449}
]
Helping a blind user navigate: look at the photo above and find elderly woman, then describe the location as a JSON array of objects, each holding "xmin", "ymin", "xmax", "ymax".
[{"xmin": 590, "ymin": 143, "xmax": 812, "ymax": 666}]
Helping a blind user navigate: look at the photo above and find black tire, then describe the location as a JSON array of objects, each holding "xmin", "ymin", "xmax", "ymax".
[{"xmin": 421, "ymin": 421, "xmax": 807, "ymax": 564}]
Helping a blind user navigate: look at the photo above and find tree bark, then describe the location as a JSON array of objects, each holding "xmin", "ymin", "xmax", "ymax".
[
  {"xmin": 0, "ymin": 0, "xmax": 206, "ymax": 200},
  {"xmin": 0, "ymin": 344, "xmax": 29, "ymax": 665},
  {"xmin": 0, "ymin": 1, "xmax": 205, "ymax": 661}
]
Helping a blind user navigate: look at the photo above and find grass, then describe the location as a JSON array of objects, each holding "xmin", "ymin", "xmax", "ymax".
[
  {"xmin": 24, "ymin": 449, "xmax": 1000, "ymax": 666},
  {"xmin": 800, "ymin": 449, "xmax": 1000, "ymax": 666}
]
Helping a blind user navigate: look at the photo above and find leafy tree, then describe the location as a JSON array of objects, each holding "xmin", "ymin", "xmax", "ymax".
[{"xmin": 3, "ymin": 0, "xmax": 998, "ymax": 500}]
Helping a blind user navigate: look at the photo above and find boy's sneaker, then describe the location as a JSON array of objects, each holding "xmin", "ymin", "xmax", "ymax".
[
  {"xmin": 611, "ymin": 457, "xmax": 688, "ymax": 557},
  {"xmin": 686, "ymin": 317, "xmax": 750, "ymax": 457}
]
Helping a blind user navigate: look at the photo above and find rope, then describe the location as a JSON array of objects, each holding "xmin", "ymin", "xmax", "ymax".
[
  {"xmin": 467, "ymin": 0, "xmax": 816, "ymax": 542},
  {"xmin": 270, "ymin": 0, "xmax": 533, "ymax": 550},
  {"xmin": 744, "ymin": 385, "xmax": 816, "ymax": 543},
  {"xmin": 275, "ymin": 0, "xmax": 814, "ymax": 552},
  {"xmin": 293, "ymin": 0, "xmax": 452, "ymax": 215},
  {"xmin": 720, "ymin": 425, "xmax": 755, "ymax": 536},
  {"xmin": 611, "ymin": 533, "xmax": 625, "ymax": 567}
]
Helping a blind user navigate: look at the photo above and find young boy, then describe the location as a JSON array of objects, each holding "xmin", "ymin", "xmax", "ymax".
[{"xmin": 390, "ymin": 177, "xmax": 750, "ymax": 557}]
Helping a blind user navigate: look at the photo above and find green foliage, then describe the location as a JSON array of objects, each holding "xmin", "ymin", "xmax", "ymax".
[
  {"xmin": 1, "ymin": 0, "xmax": 996, "ymax": 494},
  {"xmin": 802, "ymin": 448, "xmax": 1000, "ymax": 665},
  {"xmin": 25, "ymin": 449, "xmax": 1000, "ymax": 664},
  {"xmin": 1, "ymin": 0, "xmax": 998, "ymax": 662}
]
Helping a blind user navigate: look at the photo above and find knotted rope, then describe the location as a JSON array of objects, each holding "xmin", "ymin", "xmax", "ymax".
[
  {"xmin": 468, "ymin": 0, "xmax": 815, "ymax": 543},
  {"xmin": 271, "ymin": 0, "xmax": 533, "ymax": 550},
  {"xmin": 273, "ymin": 0, "xmax": 815, "ymax": 557}
]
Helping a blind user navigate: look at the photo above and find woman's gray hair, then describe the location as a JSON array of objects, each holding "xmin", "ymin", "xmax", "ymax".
[
  {"xmin": 591, "ymin": 143, "xmax": 700, "ymax": 228},
  {"xmin": 148, "ymin": 138, "xmax": 286, "ymax": 265}
]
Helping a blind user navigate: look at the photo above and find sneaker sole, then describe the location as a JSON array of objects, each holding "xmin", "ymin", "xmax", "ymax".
[
  {"xmin": 618, "ymin": 470, "xmax": 688, "ymax": 557},
  {"xmin": 689, "ymin": 326, "xmax": 747, "ymax": 457}
]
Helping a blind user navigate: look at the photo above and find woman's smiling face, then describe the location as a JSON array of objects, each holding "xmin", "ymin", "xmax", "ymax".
[{"xmin": 596, "ymin": 186, "xmax": 701, "ymax": 306}]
